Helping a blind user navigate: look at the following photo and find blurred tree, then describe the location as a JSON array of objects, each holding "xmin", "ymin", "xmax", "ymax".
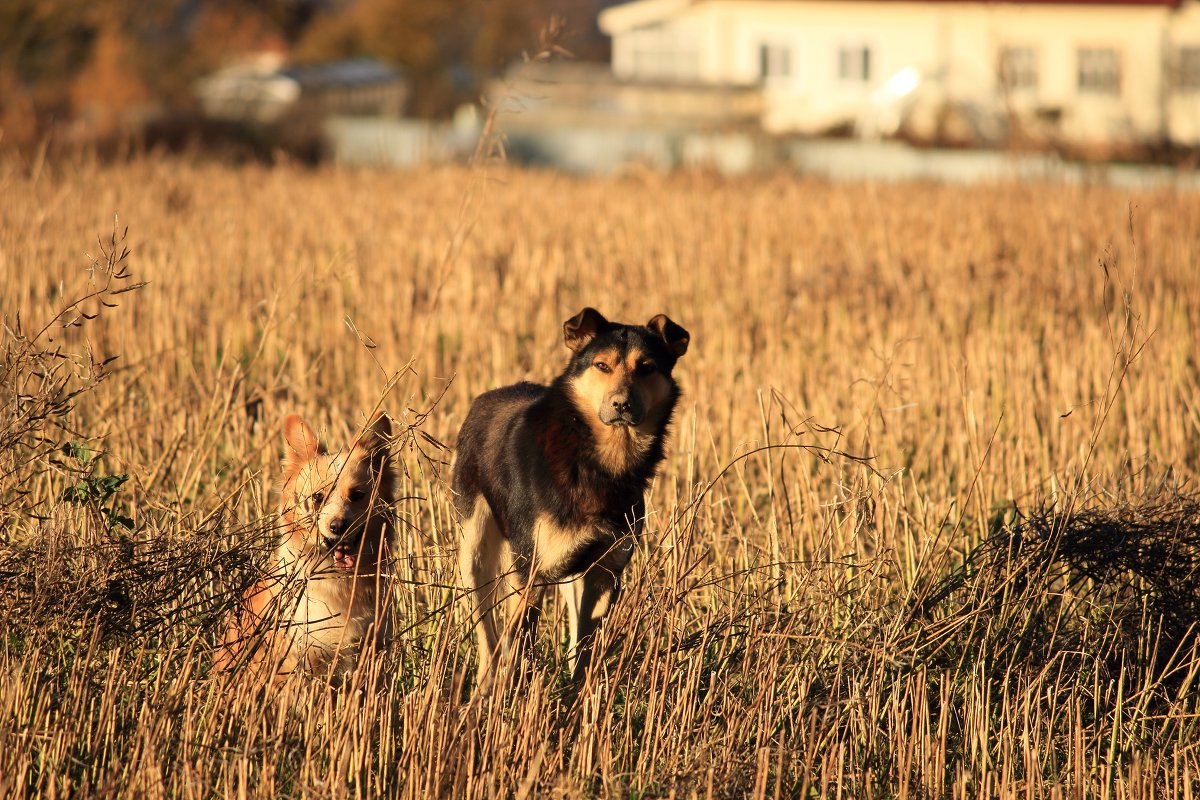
[
  {"xmin": 240, "ymin": 0, "xmax": 325, "ymax": 40},
  {"xmin": 294, "ymin": 0, "xmax": 465, "ymax": 117},
  {"xmin": 0, "ymin": 0, "xmax": 618, "ymax": 149},
  {"xmin": 69, "ymin": 24, "xmax": 152, "ymax": 139},
  {"xmin": 0, "ymin": 0, "xmax": 287, "ymax": 147},
  {"xmin": 0, "ymin": 0, "xmax": 170, "ymax": 145},
  {"xmin": 294, "ymin": 0, "xmax": 613, "ymax": 117},
  {"xmin": 0, "ymin": 0, "xmax": 97, "ymax": 127},
  {"xmin": 188, "ymin": 2, "xmax": 290, "ymax": 72}
]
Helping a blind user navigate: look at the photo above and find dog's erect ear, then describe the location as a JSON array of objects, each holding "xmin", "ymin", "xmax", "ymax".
[
  {"xmin": 563, "ymin": 307, "xmax": 608, "ymax": 352},
  {"xmin": 647, "ymin": 314, "xmax": 690, "ymax": 359},
  {"xmin": 355, "ymin": 411, "xmax": 392, "ymax": 459},
  {"xmin": 283, "ymin": 415, "xmax": 324, "ymax": 471},
  {"xmin": 357, "ymin": 411, "xmax": 396, "ymax": 500}
]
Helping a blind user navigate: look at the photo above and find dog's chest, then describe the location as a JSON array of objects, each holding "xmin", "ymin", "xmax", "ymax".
[
  {"xmin": 288, "ymin": 579, "xmax": 375, "ymax": 652},
  {"xmin": 524, "ymin": 514, "xmax": 637, "ymax": 581}
]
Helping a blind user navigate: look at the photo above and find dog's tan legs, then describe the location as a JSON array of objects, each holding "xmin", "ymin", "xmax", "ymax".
[
  {"xmin": 559, "ymin": 576, "xmax": 583, "ymax": 661},
  {"xmin": 459, "ymin": 500, "xmax": 503, "ymax": 691},
  {"xmin": 559, "ymin": 567, "xmax": 620, "ymax": 683},
  {"xmin": 499, "ymin": 548, "xmax": 538, "ymax": 642}
]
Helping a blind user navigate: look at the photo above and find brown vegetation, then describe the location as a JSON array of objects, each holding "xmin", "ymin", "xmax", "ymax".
[
  {"xmin": 0, "ymin": 0, "xmax": 606, "ymax": 150},
  {"xmin": 1, "ymin": 158, "xmax": 1200, "ymax": 797}
]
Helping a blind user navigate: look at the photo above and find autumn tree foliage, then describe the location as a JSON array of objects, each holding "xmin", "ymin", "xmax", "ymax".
[
  {"xmin": 0, "ymin": 0, "xmax": 611, "ymax": 149},
  {"xmin": 294, "ymin": 0, "xmax": 610, "ymax": 117},
  {"xmin": 0, "ymin": 0, "xmax": 295, "ymax": 148}
]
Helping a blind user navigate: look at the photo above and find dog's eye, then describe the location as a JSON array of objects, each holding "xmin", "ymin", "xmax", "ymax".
[
  {"xmin": 634, "ymin": 361, "xmax": 657, "ymax": 376},
  {"xmin": 593, "ymin": 361, "xmax": 612, "ymax": 373},
  {"xmin": 310, "ymin": 491, "xmax": 325, "ymax": 508},
  {"xmin": 347, "ymin": 489, "xmax": 365, "ymax": 502}
]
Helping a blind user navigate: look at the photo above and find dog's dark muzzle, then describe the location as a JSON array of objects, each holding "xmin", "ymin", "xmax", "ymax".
[{"xmin": 600, "ymin": 392, "xmax": 645, "ymax": 427}]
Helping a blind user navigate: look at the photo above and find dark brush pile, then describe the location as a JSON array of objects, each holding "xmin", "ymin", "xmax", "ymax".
[
  {"xmin": 1024, "ymin": 490, "xmax": 1200, "ymax": 641},
  {"xmin": 916, "ymin": 483, "xmax": 1200, "ymax": 682}
]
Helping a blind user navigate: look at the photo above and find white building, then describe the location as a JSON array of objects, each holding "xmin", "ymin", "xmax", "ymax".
[{"xmin": 599, "ymin": 0, "xmax": 1200, "ymax": 146}]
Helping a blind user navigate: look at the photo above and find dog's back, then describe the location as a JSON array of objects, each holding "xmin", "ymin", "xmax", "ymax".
[{"xmin": 452, "ymin": 381, "xmax": 545, "ymax": 522}]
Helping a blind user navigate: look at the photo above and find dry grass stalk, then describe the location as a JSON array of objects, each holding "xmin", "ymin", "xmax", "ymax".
[{"xmin": 0, "ymin": 159, "xmax": 1199, "ymax": 797}]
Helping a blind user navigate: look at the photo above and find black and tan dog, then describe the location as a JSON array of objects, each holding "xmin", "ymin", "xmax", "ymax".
[{"xmin": 453, "ymin": 307, "xmax": 690, "ymax": 691}]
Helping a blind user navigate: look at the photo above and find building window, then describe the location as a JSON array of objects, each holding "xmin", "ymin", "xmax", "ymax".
[
  {"xmin": 1077, "ymin": 48, "xmax": 1121, "ymax": 95},
  {"xmin": 758, "ymin": 42, "xmax": 793, "ymax": 82},
  {"xmin": 629, "ymin": 25, "xmax": 700, "ymax": 82},
  {"xmin": 999, "ymin": 46, "xmax": 1037, "ymax": 91},
  {"xmin": 838, "ymin": 45, "xmax": 871, "ymax": 83},
  {"xmin": 1177, "ymin": 46, "xmax": 1200, "ymax": 91}
]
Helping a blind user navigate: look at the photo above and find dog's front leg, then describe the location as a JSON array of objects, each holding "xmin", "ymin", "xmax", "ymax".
[
  {"xmin": 497, "ymin": 577, "xmax": 543, "ymax": 686},
  {"xmin": 560, "ymin": 566, "xmax": 620, "ymax": 684}
]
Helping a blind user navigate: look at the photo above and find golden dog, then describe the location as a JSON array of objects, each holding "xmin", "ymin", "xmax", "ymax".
[{"xmin": 220, "ymin": 412, "xmax": 394, "ymax": 680}]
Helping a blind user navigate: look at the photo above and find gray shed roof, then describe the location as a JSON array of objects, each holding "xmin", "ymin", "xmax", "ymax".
[{"xmin": 279, "ymin": 58, "xmax": 404, "ymax": 91}]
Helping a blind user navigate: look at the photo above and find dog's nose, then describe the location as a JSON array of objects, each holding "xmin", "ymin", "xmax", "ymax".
[
  {"xmin": 328, "ymin": 518, "xmax": 345, "ymax": 537},
  {"xmin": 611, "ymin": 396, "xmax": 631, "ymax": 413}
]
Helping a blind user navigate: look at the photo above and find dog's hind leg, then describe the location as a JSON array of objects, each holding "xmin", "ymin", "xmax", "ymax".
[
  {"xmin": 495, "ymin": 548, "xmax": 546, "ymax": 688},
  {"xmin": 458, "ymin": 498, "xmax": 503, "ymax": 692}
]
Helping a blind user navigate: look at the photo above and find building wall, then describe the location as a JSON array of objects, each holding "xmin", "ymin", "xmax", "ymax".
[
  {"xmin": 982, "ymin": 4, "xmax": 1171, "ymax": 144},
  {"xmin": 1166, "ymin": 2, "xmax": 1200, "ymax": 143},
  {"xmin": 699, "ymin": 1, "xmax": 948, "ymax": 132},
  {"xmin": 605, "ymin": 0, "xmax": 1200, "ymax": 145}
]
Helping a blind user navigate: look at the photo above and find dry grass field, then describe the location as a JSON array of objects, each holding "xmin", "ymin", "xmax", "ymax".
[{"xmin": 2, "ymin": 156, "xmax": 1200, "ymax": 798}]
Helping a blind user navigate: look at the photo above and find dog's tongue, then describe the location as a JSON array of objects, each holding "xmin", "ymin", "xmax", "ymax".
[{"xmin": 333, "ymin": 546, "xmax": 357, "ymax": 571}]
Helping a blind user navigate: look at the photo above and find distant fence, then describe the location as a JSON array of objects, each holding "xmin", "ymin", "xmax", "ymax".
[
  {"xmin": 324, "ymin": 115, "xmax": 770, "ymax": 175},
  {"xmin": 501, "ymin": 125, "xmax": 771, "ymax": 175},
  {"xmin": 323, "ymin": 115, "xmax": 1200, "ymax": 189},
  {"xmin": 785, "ymin": 139, "xmax": 1200, "ymax": 190},
  {"xmin": 323, "ymin": 117, "xmax": 464, "ymax": 167}
]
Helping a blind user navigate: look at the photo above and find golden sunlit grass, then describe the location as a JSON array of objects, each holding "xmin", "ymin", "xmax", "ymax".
[{"xmin": 2, "ymin": 156, "xmax": 1200, "ymax": 798}]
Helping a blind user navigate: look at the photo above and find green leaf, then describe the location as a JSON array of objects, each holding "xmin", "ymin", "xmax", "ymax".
[{"xmin": 62, "ymin": 441, "xmax": 93, "ymax": 464}]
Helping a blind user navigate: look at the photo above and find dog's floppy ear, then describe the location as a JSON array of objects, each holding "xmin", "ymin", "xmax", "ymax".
[
  {"xmin": 647, "ymin": 314, "xmax": 690, "ymax": 359},
  {"xmin": 563, "ymin": 307, "xmax": 608, "ymax": 352},
  {"xmin": 283, "ymin": 415, "xmax": 324, "ymax": 472}
]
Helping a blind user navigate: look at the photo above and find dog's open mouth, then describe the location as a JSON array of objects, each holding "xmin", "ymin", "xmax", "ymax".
[
  {"xmin": 331, "ymin": 544, "xmax": 358, "ymax": 571},
  {"xmin": 324, "ymin": 536, "xmax": 363, "ymax": 572}
]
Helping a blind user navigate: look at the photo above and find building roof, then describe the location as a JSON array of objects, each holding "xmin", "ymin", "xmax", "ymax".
[
  {"xmin": 600, "ymin": 0, "xmax": 1183, "ymax": 31},
  {"xmin": 278, "ymin": 59, "xmax": 404, "ymax": 91}
]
